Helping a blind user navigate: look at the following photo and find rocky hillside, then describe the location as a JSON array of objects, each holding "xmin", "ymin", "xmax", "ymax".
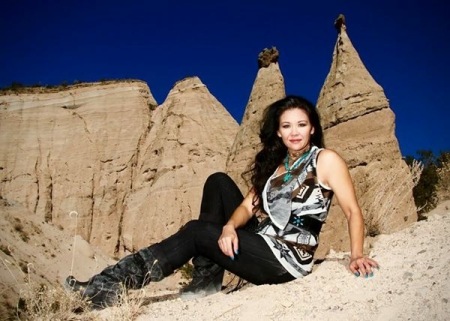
[
  {"xmin": 120, "ymin": 76, "xmax": 239, "ymax": 253},
  {"xmin": 0, "ymin": 79, "xmax": 239, "ymax": 256}
]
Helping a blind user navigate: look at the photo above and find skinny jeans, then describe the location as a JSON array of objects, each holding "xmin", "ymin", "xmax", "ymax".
[{"xmin": 150, "ymin": 172, "xmax": 294, "ymax": 285}]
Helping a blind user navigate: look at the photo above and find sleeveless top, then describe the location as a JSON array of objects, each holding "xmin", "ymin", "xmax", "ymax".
[{"xmin": 257, "ymin": 146, "xmax": 334, "ymax": 278}]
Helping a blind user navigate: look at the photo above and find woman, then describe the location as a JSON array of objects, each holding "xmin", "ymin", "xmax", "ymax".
[{"xmin": 66, "ymin": 95, "xmax": 378, "ymax": 309}]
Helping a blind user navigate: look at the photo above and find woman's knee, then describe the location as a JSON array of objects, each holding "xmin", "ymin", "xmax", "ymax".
[
  {"xmin": 204, "ymin": 172, "xmax": 232, "ymax": 189},
  {"xmin": 182, "ymin": 220, "xmax": 221, "ymax": 241},
  {"xmin": 182, "ymin": 219, "xmax": 202, "ymax": 233}
]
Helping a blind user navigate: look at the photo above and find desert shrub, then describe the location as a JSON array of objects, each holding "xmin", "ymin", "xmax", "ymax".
[
  {"xmin": 436, "ymin": 152, "xmax": 450, "ymax": 201},
  {"xmin": 6, "ymin": 81, "xmax": 25, "ymax": 91},
  {"xmin": 0, "ymin": 254, "xmax": 92, "ymax": 320},
  {"xmin": 405, "ymin": 150, "xmax": 450, "ymax": 214},
  {"xmin": 107, "ymin": 287, "xmax": 147, "ymax": 321},
  {"xmin": 17, "ymin": 281, "xmax": 147, "ymax": 320},
  {"xmin": 17, "ymin": 283, "xmax": 94, "ymax": 321}
]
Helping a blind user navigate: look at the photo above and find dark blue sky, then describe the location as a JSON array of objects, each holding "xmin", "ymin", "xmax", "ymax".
[{"xmin": 1, "ymin": 1, "xmax": 449, "ymax": 157}]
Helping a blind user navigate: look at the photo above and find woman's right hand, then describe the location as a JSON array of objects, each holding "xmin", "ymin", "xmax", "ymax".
[{"xmin": 218, "ymin": 224, "xmax": 239, "ymax": 260}]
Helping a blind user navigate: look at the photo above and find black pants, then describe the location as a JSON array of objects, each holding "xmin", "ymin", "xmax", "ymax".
[{"xmin": 150, "ymin": 172, "xmax": 294, "ymax": 285}]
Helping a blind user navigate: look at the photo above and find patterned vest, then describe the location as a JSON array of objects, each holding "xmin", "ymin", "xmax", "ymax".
[{"xmin": 257, "ymin": 146, "xmax": 334, "ymax": 277}]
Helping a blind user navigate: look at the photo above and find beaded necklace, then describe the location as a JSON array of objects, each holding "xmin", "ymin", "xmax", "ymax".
[{"xmin": 283, "ymin": 149, "xmax": 311, "ymax": 183}]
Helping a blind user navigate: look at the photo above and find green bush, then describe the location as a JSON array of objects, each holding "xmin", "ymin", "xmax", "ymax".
[{"xmin": 406, "ymin": 150, "xmax": 450, "ymax": 215}]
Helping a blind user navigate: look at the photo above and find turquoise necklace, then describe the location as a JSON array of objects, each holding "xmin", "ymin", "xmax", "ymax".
[{"xmin": 283, "ymin": 149, "xmax": 311, "ymax": 183}]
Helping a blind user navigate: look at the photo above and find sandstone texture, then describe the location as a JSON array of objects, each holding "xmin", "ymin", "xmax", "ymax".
[
  {"xmin": 121, "ymin": 77, "xmax": 239, "ymax": 253},
  {"xmin": 0, "ymin": 79, "xmax": 238, "ymax": 256},
  {"xmin": 315, "ymin": 18, "xmax": 417, "ymax": 257},
  {"xmin": 226, "ymin": 54, "xmax": 285, "ymax": 192},
  {"xmin": 0, "ymin": 81, "xmax": 155, "ymax": 254}
]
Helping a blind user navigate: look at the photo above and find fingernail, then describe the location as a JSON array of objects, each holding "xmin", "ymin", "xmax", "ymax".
[
  {"xmin": 365, "ymin": 273, "xmax": 369, "ymax": 278},
  {"xmin": 370, "ymin": 272, "xmax": 374, "ymax": 277},
  {"xmin": 230, "ymin": 256, "xmax": 234, "ymax": 260},
  {"xmin": 235, "ymin": 249, "xmax": 239, "ymax": 255},
  {"xmin": 354, "ymin": 272, "xmax": 360, "ymax": 277}
]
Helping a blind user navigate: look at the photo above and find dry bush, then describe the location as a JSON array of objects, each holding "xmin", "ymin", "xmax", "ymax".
[
  {"xmin": 4, "ymin": 258, "xmax": 149, "ymax": 321},
  {"xmin": 436, "ymin": 159, "xmax": 450, "ymax": 202},
  {"xmin": 0, "ymin": 255, "xmax": 93, "ymax": 320},
  {"xmin": 17, "ymin": 283, "xmax": 95, "ymax": 321},
  {"xmin": 1, "ymin": 209, "xmax": 152, "ymax": 320},
  {"xmin": 105, "ymin": 287, "xmax": 147, "ymax": 321},
  {"xmin": 362, "ymin": 160, "xmax": 423, "ymax": 237}
]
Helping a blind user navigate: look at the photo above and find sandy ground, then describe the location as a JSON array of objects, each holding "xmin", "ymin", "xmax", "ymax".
[
  {"xmin": 1, "ymin": 200, "xmax": 449, "ymax": 320},
  {"xmin": 97, "ymin": 200, "xmax": 450, "ymax": 321}
]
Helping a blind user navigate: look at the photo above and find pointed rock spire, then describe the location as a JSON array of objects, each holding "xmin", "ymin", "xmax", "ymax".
[
  {"xmin": 226, "ymin": 48, "xmax": 286, "ymax": 191},
  {"xmin": 315, "ymin": 16, "xmax": 417, "ymax": 258},
  {"xmin": 318, "ymin": 16, "xmax": 387, "ymax": 129},
  {"xmin": 121, "ymin": 77, "xmax": 239, "ymax": 252},
  {"xmin": 334, "ymin": 13, "xmax": 346, "ymax": 32}
]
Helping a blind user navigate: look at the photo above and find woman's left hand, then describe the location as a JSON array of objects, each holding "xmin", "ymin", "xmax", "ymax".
[{"xmin": 349, "ymin": 256, "xmax": 379, "ymax": 277}]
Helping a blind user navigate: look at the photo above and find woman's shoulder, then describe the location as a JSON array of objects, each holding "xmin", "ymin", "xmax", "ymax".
[
  {"xmin": 316, "ymin": 148, "xmax": 347, "ymax": 168},
  {"xmin": 316, "ymin": 148, "xmax": 349, "ymax": 188}
]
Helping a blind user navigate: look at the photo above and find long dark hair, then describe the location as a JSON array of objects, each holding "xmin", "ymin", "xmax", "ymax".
[{"xmin": 245, "ymin": 95, "xmax": 324, "ymax": 214}]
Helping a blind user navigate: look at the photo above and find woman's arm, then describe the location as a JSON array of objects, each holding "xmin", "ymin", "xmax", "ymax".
[
  {"xmin": 317, "ymin": 149, "xmax": 379, "ymax": 277},
  {"xmin": 218, "ymin": 189, "xmax": 256, "ymax": 259}
]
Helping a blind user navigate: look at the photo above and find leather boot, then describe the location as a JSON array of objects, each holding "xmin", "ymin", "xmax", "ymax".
[
  {"xmin": 179, "ymin": 256, "xmax": 223, "ymax": 300},
  {"xmin": 65, "ymin": 247, "xmax": 163, "ymax": 309}
]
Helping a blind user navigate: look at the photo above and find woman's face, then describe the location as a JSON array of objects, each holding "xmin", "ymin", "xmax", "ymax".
[{"xmin": 277, "ymin": 107, "xmax": 314, "ymax": 154}]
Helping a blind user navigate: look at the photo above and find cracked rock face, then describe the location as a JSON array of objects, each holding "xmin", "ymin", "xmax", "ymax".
[
  {"xmin": 0, "ymin": 81, "xmax": 154, "ymax": 254},
  {"xmin": 121, "ymin": 76, "xmax": 239, "ymax": 253},
  {"xmin": 226, "ymin": 60, "xmax": 285, "ymax": 192},
  {"xmin": 315, "ymin": 21, "xmax": 417, "ymax": 258},
  {"xmin": 0, "ymin": 79, "xmax": 238, "ymax": 255}
]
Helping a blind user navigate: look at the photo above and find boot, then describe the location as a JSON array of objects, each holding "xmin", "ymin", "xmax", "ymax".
[
  {"xmin": 65, "ymin": 247, "xmax": 163, "ymax": 309},
  {"xmin": 179, "ymin": 256, "xmax": 223, "ymax": 300}
]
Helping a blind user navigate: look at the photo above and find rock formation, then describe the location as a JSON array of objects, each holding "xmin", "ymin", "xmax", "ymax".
[
  {"xmin": 315, "ymin": 16, "xmax": 417, "ymax": 257},
  {"xmin": 0, "ymin": 79, "xmax": 238, "ymax": 255},
  {"xmin": 120, "ymin": 77, "xmax": 239, "ymax": 253},
  {"xmin": 226, "ymin": 48, "xmax": 285, "ymax": 192},
  {"xmin": 0, "ymin": 81, "xmax": 155, "ymax": 254}
]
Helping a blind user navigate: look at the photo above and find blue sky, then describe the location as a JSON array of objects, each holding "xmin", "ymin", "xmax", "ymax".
[{"xmin": 1, "ymin": 1, "xmax": 448, "ymax": 157}]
